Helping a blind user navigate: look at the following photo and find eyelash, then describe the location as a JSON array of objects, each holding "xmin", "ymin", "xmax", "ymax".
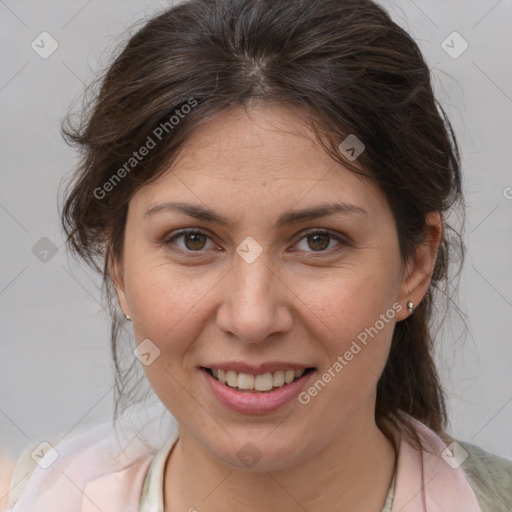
[{"xmin": 162, "ymin": 228, "xmax": 348, "ymax": 257}]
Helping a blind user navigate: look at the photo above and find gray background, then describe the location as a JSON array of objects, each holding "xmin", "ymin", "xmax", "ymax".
[{"xmin": 1, "ymin": 0, "xmax": 511, "ymax": 468}]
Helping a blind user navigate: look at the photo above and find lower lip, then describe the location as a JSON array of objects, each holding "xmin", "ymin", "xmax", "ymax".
[{"xmin": 200, "ymin": 368, "xmax": 315, "ymax": 415}]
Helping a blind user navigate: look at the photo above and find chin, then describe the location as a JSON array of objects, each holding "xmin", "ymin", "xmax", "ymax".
[{"xmin": 203, "ymin": 429, "xmax": 313, "ymax": 473}]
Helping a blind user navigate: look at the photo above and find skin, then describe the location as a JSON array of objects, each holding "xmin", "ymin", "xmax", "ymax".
[{"xmin": 112, "ymin": 103, "xmax": 442, "ymax": 512}]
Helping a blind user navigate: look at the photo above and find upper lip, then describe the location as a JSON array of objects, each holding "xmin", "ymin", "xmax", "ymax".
[{"xmin": 201, "ymin": 362, "xmax": 315, "ymax": 374}]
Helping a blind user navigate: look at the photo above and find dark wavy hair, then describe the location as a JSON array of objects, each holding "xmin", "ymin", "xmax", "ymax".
[{"xmin": 60, "ymin": 0, "xmax": 465, "ymax": 449}]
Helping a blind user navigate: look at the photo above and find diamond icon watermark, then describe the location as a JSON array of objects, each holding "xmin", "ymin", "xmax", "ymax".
[
  {"xmin": 31, "ymin": 32, "xmax": 59, "ymax": 59},
  {"xmin": 32, "ymin": 237, "xmax": 58, "ymax": 263},
  {"xmin": 338, "ymin": 134, "xmax": 365, "ymax": 161},
  {"xmin": 441, "ymin": 32, "xmax": 468, "ymax": 59},
  {"xmin": 236, "ymin": 236, "xmax": 263, "ymax": 263},
  {"xmin": 441, "ymin": 441, "xmax": 468, "ymax": 469},
  {"xmin": 237, "ymin": 442, "xmax": 262, "ymax": 468},
  {"xmin": 31, "ymin": 441, "xmax": 59, "ymax": 469},
  {"xmin": 134, "ymin": 338, "xmax": 161, "ymax": 366}
]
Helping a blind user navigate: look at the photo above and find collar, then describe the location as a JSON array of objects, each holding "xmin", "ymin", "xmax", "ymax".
[
  {"xmin": 10, "ymin": 416, "xmax": 482, "ymax": 512},
  {"xmin": 134, "ymin": 418, "xmax": 482, "ymax": 512}
]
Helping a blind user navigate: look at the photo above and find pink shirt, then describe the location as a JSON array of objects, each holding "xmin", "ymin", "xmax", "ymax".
[{"xmin": 7, "ymin": 416, "xmax": 483, "ymax": 512}]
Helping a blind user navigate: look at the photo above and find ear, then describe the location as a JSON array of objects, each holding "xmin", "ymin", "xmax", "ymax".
[
  {"xmin": 395, "ymin": 211, "xmax": 442, "ymax": 322},
  {"xmin": 109, "ymin": 252, "xmax": 132, "ymax": 319}
]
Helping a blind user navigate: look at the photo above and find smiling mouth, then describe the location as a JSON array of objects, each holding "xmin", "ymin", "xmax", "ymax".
[{"xmin": 201, "ymin": 367, "xmax": 316, "ymax": 393}]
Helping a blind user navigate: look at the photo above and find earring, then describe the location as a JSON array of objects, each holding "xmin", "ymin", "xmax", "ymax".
[
  {"xmin": 407, "ymin": 301, "xmax": 414, "ymax": 314},
  {"xmin": 124, "ymin": 313, "xmax": 132, "ymax": 321}
]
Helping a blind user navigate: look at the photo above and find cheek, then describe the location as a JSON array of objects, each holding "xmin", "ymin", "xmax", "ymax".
[
  {"xmin": 296, "ymin": 256, "xmax": 400, "ymax": 339},
  {"xmin": 125, "ymin": 259, "xmax": 218, "ymax": 359},
  {"xmin": 309, "ymin": 285, "xmax": 396, "ymax": 369},
  {"xmin": 298, "ymin": 290, "xmax": 397, "ymax": 425},
  {"xmin": 124, "ymin": 262, "xmax": 214, "ymax": 416},
  {"xmin": 294, "ymin": 262, "xmax": 400, "ymax": 398}
]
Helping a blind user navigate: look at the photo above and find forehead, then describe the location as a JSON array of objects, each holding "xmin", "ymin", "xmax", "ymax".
[
  {"xmin": 132, "ymin": 103, "xmax": 388, "ymax": 219},
  {"xmin": 170, "ymin": 104, "xmax": 346, "ymax": 180}
]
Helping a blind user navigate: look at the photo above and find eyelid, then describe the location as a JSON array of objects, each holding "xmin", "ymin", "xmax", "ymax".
[
  {"xmin": 296, "ymin": 227, "xmax": 348, "ymax": 242},
  {"xmin": 163, "ymin": 227, "xmax": 349, "ymax": 256},
  {"xmin": 291, "ymin": 228, "xmax": 349, "ymax": 253},
  {"xmin": 163, "ymin": 228, "xmax": 218, "ymax": 255}
]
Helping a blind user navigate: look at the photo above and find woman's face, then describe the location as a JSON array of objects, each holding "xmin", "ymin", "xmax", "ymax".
[{"xmin": 114, "ymin": 103, "xmax": 434, "ymax": 470}]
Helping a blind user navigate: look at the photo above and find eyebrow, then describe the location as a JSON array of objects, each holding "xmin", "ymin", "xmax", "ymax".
[{"xmin": 144, "ymin": 200, "xmax": 367, "ymax": 229}]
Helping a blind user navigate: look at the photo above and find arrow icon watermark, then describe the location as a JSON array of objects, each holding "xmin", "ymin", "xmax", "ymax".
[
  {"xmin": 236, "ymin": 442, "xmax": 262, "ymax": 468},
  {"xmin": 134, "ymin": 338, "xmax": 161, "ymax": 366},
  {"xmin": 338, "ymin": 134, "xmax": 365, "ymax": 161},
  {"xmin": 236, "ymin": 236, "xmax": 263, "ymax": 263},
  {"xmin": 32, "ymin": 237, "xmax": 58, "ymax": 263}
]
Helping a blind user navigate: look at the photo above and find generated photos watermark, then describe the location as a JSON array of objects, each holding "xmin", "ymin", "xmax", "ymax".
[
  {"xmin": 298, "ymin": 302, "xmax": 403, "ymax": 405},
  {"xmin": 93, "ymin": 97, "xmax": 198, "ymax": 200}
]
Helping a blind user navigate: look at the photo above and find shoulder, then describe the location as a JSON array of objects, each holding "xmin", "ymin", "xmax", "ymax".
[
  {"xmin": 450, "ymin": 437, "xmax": 512, "ymax": 512},
  {"xmin": 6, "ymin": 440, "xmax": 48, "ymax": 509},
  {"xmin": 397, "ymin": 417, "xmax": 512, "ymax": 512},
  {"xmin": 6, "ymin": 421, "xmax": 163, "ymax": 511}
]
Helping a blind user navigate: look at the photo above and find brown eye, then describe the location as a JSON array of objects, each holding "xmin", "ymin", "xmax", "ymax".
[
  {"xmin": 182, "ymin": 232, "xmax": 208, "ymax": 250},
  {"xmin": 164, "ymin": 229, "xmax": 215, "ymax": 254},
  {"xmin": 293, "ymin": 230, "xmax": 347, "ymax": 254},
  {"xmin": 307, "ymin": 233, "xmax": 330, "ymax": 251}
]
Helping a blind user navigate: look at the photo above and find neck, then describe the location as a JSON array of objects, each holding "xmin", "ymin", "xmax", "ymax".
[{"xmin": 164, "ymin": 410, "xmax": 397, "ymax": 512}]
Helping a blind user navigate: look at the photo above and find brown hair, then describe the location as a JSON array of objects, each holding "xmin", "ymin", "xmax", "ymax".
[{"xmin": 60, "ymin": 0, "xmax": 464, "ymax": 448}]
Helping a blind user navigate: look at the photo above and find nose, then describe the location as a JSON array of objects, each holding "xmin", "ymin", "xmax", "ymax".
[{"xmin": 215, "ymin": 250, "xmax": 293, "ymax": 345}]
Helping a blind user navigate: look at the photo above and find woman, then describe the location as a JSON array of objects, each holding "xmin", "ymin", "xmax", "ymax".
[{"xmin": 6, "ymin": 0, "xmax": 511, "ymax": 510}]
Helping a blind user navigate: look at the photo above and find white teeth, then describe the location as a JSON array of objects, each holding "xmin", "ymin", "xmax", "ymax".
[
  {"xmin": 284, "ymin": 370, "xmax": 295, "ymax": 384},
  {"xmin": 254, "ymin": 373, "xmax": 274, "ymax": 391},
  {"xmin": 237, "ymin": 373, "xmax": 254, "ymax": 390},
  {"xmin": 273, "ymin": 371, "xmax": 285, "ymax": 387},
  {"xmin": 208, "ymin": 367, "xmax": 310, "ymax": 391},
  {"xmin": 294, "ymin": 368, "xmax": 305, "ymax": 379},
  {"xmin": 226, "ymin": 371, "xmax": 238, "ymax": 388}
]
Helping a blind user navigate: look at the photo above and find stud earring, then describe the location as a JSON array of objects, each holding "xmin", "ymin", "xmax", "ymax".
[
  {"xmin": 407, "ymin": 301, "xmax": 414, "ymax": 314},
  {"xmin": 124, "ymin": 313, "xmax": 132, "ymax": 321}
]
